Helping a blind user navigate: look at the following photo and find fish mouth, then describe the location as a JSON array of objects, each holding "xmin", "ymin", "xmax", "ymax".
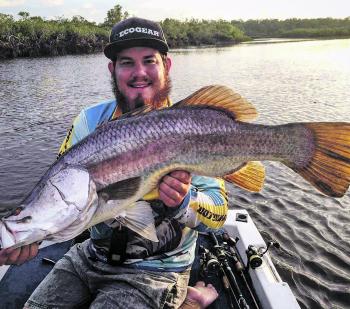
[{"xmin": 0, "ymin": 219, "xmax": 16, "ymax": 249}]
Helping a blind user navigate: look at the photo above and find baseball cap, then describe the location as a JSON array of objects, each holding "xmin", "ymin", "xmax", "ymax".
[{"xmin": 104, "ymin": 17, "xmax": 169, "ymax": 60}]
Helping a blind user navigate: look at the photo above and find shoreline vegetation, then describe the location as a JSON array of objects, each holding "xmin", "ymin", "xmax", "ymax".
[{"xmin": 1, "ymin": 5, "xmax": 350, "ymax": 59}]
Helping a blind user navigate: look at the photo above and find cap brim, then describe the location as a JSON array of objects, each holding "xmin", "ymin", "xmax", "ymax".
[{"xmin": 104, "ymin": 38, "xmax": 169, "ymax": 60}]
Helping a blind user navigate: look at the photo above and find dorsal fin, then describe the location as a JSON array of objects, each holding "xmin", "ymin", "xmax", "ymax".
[
  {"xmin": 224, "ymin": 161, "xmax": 265, "ymax": 192},
  {"xmin": 175, "ymin": 85, "xmax": 258, "ymax": 122},
  {"xmin": 117, "ymin": 105, "xmax": 153, "ymax": 120}
]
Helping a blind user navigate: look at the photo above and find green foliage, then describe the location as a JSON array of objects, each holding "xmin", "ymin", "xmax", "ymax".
[
  {"xmin": 281, "ymin": 27, "xmax": 350, "ymax": 38},
  {"xmin": 0, "ymin": 13, "xmax": 14, "ymax": 22},
  {"xmin": 161, "ymin": 18, "xmax": 249, "ymax": 47},
  {"xmin": 0, "ymin": 12, "xmax": 109, "ymax": 59},
  {"xmin": 232, "ymin": 18, "xmax": 350, "ymax": 38},
  {"xmin": 161, "ymin": 18, "xmax": 190, "ymax": 46},
  {"xmin": 18, "ymin": 11, "xmax": 30, "ymax": 19},
  {"xmin": 102, "ymin": 4, "xmax": 129, "ymax": 28},
  {"xmin": 1, "ymin": 6, "xmax": 349, "ymax": 60},
  {"xmin": 0, "ymin": 13, "xmax": 15, "ymax": 37}
]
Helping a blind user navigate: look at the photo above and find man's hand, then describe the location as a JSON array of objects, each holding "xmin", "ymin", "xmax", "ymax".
[
  {"xmin": 159, "ymin": 171, "xmax": 191, "ymax": 208},
  {"xmin": 0, "ymin": 243, "xmax": 39, "ymax": 266}
]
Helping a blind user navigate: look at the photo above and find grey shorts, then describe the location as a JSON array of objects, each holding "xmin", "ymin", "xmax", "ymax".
[{"xmin": 25, "ymin": 240, "xmax": 190, "ymax": 309}]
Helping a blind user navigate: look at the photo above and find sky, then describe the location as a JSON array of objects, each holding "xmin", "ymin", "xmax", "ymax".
[{"xmin": 0, "ymin": 0, "xmax": 349, "ymax": 23}]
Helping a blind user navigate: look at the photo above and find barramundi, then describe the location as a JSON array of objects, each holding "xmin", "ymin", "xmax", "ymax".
[{"xmin": 1, "ymin": 85, "xmax": 350, "ymax": 249}]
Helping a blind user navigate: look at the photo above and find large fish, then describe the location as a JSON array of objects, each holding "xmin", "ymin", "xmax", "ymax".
[{"xmin": 1, "ymin": 85, "xmax": 350, "ymax": 249}]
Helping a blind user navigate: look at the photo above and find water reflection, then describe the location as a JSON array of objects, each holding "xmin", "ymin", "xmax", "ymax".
[{"xmin": 0, "ymin": 39, "xmax": 349, "ymax": 309}]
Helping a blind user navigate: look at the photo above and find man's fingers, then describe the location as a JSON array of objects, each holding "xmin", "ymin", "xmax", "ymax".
[
  {"xmin": 159, "ymin": 171, "xmax": 191, "ymax": 207},
  {"xmin": 194, "ymin": 281, "xmax": 206, "ymax": 287},
  {"xmin": 159, "ymin": 182, "xmax": 181, "ymax": 207},
  {"xmin": 6, "ymin": 247, "xmax": 21, "ymax": 265},
  {"xmin": 159, "ymin": 193, "xmax": 177, "ymax": 207},
  {"xmin": 169, "ymin": 171, "xmax": 191, "ymax": 184},
  {"xmin": 162, "ymin": 175, "xmax": 188, "ymax": 196},
  {"xmin": 0, "ymin": 248, "xmax": 15, "ymax": 266},
  {"xmin": 29, "ymin": 243, "xmax": 39, "ymax": 260},
  {"xmin": 0, "ymin": 243, "xmax": 39, "ymax": 266},
  {"xmin": 16, "ymin": 245, "xmax": 30, "ymax": 265}
]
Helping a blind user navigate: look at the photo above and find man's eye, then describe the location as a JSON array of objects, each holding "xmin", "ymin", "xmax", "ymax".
[
  {"xmin": 120, "ymin": 60, "xmax": 133, "ymax": 66},
  {"xmin": 145, "ymin": 58, "xmax": 156, "ymax": 64}
]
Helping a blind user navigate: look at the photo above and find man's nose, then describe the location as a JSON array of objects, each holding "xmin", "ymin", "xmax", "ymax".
[{"xmin": 132, "ymin": 62, "xmax": 147, "ymax": 77}]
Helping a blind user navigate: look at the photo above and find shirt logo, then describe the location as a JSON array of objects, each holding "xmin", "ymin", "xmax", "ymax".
[{"xmin": 197, "ymin": 206, "xmax": 227, "ymax": 222}]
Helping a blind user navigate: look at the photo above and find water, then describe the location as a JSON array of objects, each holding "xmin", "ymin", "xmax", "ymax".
[{"xmin": 1, "ymin": 38, "xmax": 350, "ymax": 308}]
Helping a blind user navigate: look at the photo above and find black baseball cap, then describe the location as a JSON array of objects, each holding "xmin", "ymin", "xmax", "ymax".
[{"xmin": 104, "ymin": 17, "xmax": 169, "ymax": 60}]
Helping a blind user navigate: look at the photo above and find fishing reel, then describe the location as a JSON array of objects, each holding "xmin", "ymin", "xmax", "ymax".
[
  {"xmin": 199, "ymin": 245, "xmax": 221, "ymax": 276},
  {"xmin": 246, "ymin": 241, "xmax": 280, "ymax": 270}
]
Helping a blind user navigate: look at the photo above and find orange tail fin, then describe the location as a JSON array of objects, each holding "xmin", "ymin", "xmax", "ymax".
[{"xmin": 288, "ymin": 123, "xmax": 350, "ymax": 197}]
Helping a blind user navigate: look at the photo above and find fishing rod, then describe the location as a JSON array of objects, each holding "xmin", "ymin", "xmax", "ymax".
[
  {"xmin": 209, "ymin": 232, "xmax": 250, "ymax": 309},
  {"xmin": 199, "ymin": 245, "xmax": 237, "ymax": 309},
  {"xmin": 221, "ymin": 232, "xmax": 261, "ymax": 309}
]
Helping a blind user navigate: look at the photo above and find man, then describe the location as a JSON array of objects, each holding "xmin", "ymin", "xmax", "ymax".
[{"xmin": 0, "ymin": 17, "xmax": 227, "ymax": 308}]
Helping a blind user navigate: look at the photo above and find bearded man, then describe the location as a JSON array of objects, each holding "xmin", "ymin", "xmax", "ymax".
[{"xmin": 1, "ymin": 17, "xmax": 226, "ymax": 309}]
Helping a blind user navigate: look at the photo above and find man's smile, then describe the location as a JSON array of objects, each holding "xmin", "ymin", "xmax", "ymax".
[{"xmin": 128, "ymin": 81, "xmax": 152, "ymax": 88}]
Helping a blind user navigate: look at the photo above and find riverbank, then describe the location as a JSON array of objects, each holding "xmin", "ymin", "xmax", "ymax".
[
  {"xmin": 1, "ymin": 14, "xmax": 349, "ymax": 59},
  {"xmin": 0, "ymin": 14, "xmax": 249, "ymax": 59},
  {"xmin": 0, "ymin": 37, "xmax": 245, "ymax": 59},
  {"xmin": 0, "ymin": 33, "xmax": 108, "ymax": 59},
  {"xmin": 0, "ymin": 14, "xmax": 109, "ymax": 59}
]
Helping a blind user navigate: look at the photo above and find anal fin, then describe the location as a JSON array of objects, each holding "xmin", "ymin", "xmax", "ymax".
[
  {"xmin": 224, "ymin": 161, "xmax": 265, "ymax": 192},
  {"xmin": 116, "ymin": 201, "xmax": 158, "ymax": 242},
  {"xmin": 142, "ymin": 188, "xmax": 160, "ymax": 201}
]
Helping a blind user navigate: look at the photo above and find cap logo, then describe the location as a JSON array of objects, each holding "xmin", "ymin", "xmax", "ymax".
[
  {"xmin": 119, "ymin": 27, "xmax": 160, "ymax": 38},
  {"xmin": 105, "ymin": 18, "xmax": 169, "ymax": 58}
]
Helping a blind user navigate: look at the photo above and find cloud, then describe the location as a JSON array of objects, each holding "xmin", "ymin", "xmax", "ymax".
[
  {"xmin": 59, "ymin": 4, "xmax": 105, "ymax": 23},
  {"xmin": 40, "ymin": 0, "xmax": 64, "ymax": 6},
  {"xmin": 0, "ymin": 0, "xmax": 25, "ymax": 7},
  {"xmin": 82, "ymin": 3, "xmax": 93, "ymax": 9}
]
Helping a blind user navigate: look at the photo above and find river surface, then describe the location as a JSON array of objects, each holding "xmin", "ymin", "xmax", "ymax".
[{"xmin": 1, "ymin": 38, "xmax": 350, "ymax": 308}]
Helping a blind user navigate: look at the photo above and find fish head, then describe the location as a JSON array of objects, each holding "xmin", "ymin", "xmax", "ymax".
[{"xmin": 0, "ymin": 165, "xmax": 98, "ymax": 249}]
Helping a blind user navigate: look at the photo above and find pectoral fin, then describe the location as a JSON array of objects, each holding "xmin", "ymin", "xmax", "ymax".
[
  {"xmin": 99, "ymin": 177, "xmax": 142, "ymax": 200},
  {"xmin": 224, "ymin": 161, "xmax": 265, "ymax": 192},
  {"xmin": 117, "ymin": 201, "xmax": 158, "ymax": 242},
  {"xmin": 118, "ymin": 105, "xmax": 153, "ymax": 119}
]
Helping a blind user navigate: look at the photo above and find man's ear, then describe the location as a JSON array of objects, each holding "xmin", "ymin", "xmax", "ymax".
[
  {"xmin": 108, "ymin": 61, "xmax": 115, "ymax": 73},
  {"xmin": 165, "ymin": 56, "xmax": 172, "ymax": 72}
]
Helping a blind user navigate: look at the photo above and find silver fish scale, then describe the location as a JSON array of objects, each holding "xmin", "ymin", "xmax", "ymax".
[
  {"xmin": 57, "ymin": 107, "xmax": 313, "ymax": 191},
  {"xmin": 72, "ymin": 108, "xmax": 227, "ymax": 164},
  {"xmin": 73, "ymin": 108, "xmax": 236, "ymax": 188}
]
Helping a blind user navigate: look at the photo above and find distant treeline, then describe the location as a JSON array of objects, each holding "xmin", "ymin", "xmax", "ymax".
[
  {"xmin": 0, "ymin": 13, "xmax": 109, "ymax": 58},
  {"xmin": 1, "ymin": 7, "xmax": 350, "ymax": 59},
  {"xmin": 233, "ymin": 18, "xmax": 350, "ymax": 38},
  {"xmin": 0, "ymin": 12, "xmax": 248, "ymax": 59},
  {"xmin": 161, "ymin": 18, "xmax": 249, "ymax": 47}
]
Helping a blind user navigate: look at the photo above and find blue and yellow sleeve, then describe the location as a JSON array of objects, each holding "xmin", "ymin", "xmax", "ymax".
[
  {"xmin": 174, "ymin": 175, "xmax": 228, "ymax": 229},
  {"xmin": 57, "ymin": 100, "xmax": 117, "ymax": 157},
  {"xmin": 57, "ymin": 110, "xmax": 91, "ymax": 157}
]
